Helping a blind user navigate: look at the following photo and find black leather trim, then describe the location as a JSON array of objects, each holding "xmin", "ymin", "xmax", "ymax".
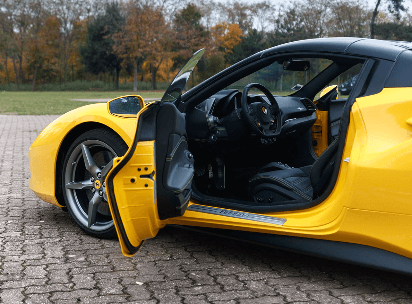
[
  {"xmin": 250, "ymin": 168, "xmax": 313, "ymax": 201},
  {"xmin": 156, "ymin": 103, "xmax": 194, "ymax": 220}
]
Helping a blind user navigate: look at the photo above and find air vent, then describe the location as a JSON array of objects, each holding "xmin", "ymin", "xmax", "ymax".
[{"xmin": 300, "ymin": 98, "xmax": 316, "ymax": 111}]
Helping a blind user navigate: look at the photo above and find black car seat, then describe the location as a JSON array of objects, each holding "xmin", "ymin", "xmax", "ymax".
[{"xmin": 249, "ymin": 138, "xmax": 339, "ymax": 204}]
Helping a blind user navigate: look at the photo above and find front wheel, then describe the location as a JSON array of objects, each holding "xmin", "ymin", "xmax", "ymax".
[{"xmin": 62, "ymin": 128, "xmax": 128, "ymax": 238}]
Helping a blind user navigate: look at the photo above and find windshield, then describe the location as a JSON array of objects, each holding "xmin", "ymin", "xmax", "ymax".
[{"xmin": 226, "ymin": 58, "xmax": 333, "ymax": 96}]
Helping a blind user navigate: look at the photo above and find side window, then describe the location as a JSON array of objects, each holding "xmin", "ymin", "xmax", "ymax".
[
  {"xmin": 109, "ymin": 96, "xmax": 143, "ymax": 115},
  {"xmin": 335, "ymin": 64, "xmax": 363, "ymax": 97}
]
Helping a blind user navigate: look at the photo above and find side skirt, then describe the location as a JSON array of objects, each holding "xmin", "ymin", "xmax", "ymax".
[{"xmin": 171, "ymin": 225, "xmax": 412, "ymax": 276}]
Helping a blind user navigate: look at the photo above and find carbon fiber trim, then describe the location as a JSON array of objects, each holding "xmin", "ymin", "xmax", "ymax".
[{"xmin": 187, "ymin": 205, "xmax": 287, "ymax": 225}]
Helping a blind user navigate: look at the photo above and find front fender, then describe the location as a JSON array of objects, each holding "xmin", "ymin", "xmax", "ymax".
[{"xmin": 29, "ymin": 103, "xmax": 136, "ymax": 207}]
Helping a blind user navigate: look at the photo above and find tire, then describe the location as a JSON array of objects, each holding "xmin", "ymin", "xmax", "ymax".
[{"xmin": 62, "ymin": 128, "xmax": 128, "ymax": 238}]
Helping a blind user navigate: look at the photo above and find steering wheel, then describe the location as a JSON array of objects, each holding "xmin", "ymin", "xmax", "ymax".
[{"xmin": 240, "ymin": 83, "xmax": 282, "ymax": 138}]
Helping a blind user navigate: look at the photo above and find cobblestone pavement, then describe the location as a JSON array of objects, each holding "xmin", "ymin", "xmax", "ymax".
[{"xmin": 1, "ymin": 114, "xmax": 412, "ymax": 304}]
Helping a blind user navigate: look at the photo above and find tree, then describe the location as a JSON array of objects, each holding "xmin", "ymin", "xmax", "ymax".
[
  {"xmin": 250, "ymin": 1, "xmax": 275, "ymax": 32},
  {"xmin": 114, "ymin": 3, "xmax": 173, "ymax": 90},
  {"xmin": 226, "ymin": 29, "xmax": 267, "ymax": 65},
  {"xmin": 271, "ymin": 7, "xmax": 310, "ymax": 46},
  {"xmin": 27, "ymin": 0, "xmax": 46, "ymax": 91},
  {"xmin": 219, "ymin": 1, "xmax": 253, "ymax": 33},
  {"xmin": 210, "ymin": 22, "xmax": 243, "ymax": 55},
  {"xmin": 67, "ymin": 19, "xmax": 87, "ymax": 82},
  {"xmin": 371, "ymin": 0, "xmax": 405, "ymax": 38},
  {"xmin": 374, "ymin": 22, "xmax": 412, "ymax": 40},
  {"xmin": 80, "ymin": 2, "xmax": 124, "ymax": 89},
  {"xmin": 327, "ymin": 0, "xmax": 370, "ymax": 38},
  {"xmin": 0, "ymin": 0, "xmax": 33, "ymax": 89},
  {"xmin": 172, "ymin": 3, "xmax": 208, "ymax": 66}
]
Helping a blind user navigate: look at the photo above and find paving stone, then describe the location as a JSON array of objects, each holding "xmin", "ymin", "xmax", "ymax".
[
  {"xmin": 49, "ymin": 289, "xmax": 99, "ymax": 301},
  {"xmin": 1, "ymin": 278, "xmax": 46, "ymax": 289},
  {"xmin": 182, "ymin": 294, "xmax": 209, "ymax": 304},
  {"xmin": 339, "ymin": 295, "xmax": 370, "ymax": 304},
  {"xmin": 245, "ymin": 280, "xmax": 278, "ymax": 296},
  {"xmin": 207, "ymin": 290, "xmax": 255, "ymax": 301},
  {"xmin": 330, "ymin": 286, "xmax": 376, "ymax": 297},
  {"xmin": 179, "ymin": 285, "xmax": 222, "ymax": 295},
  {"xmin": 0, "ymin": 287, "xmax": 25, "ymax": 304},
  {"xmin": 307, "ymin": 290, "xmax": 341, "ymax": 303},
  {"xmin": 2, "ymin": 261, "xmax": 24, "ymax": 275},
  {"xmin": 47, "ymin": 269, "xmax": 70, "ymax": 284},
  {"xmin": 276, "ymin": 286, "xmax": 310, "ymax": 302},
  {"xmin": 153, "ymin": 288, "xmax": 183, "ymax": 303},
  {"xmin": 125, "ymin": 285, "xmax": 152, "ymax": 301},
  {"xmin": 122, "ymin": 274, "xmax": 165, "ymax": 284},
  {"xmin": 239, "ymin": 296, "xmax": 286, "ymax": 304},
  {"xmin": 216, "ymin": 275, "xmax": 245, "ymax": 291},
  {"xmin": 82, "ymin": 295, "xmax": 128, "ymax": 303},
  {"xmin": 363, "ymin": 291, "xmax": 410, "ymax": 302},
  {"xmin": 72, "ymin": 274, "xmax": 96, "ymax": 289},
  {"xmin": 24, "ymin": 283, "xmax": 73, "ymax": 294},
  {"xmin": 98, "ymin": 278, "xmax": 123, "ymax": 295},
  {"xmin": 188, "ymin": 270, "xmax": 214, "ymax": 285},
  {"xmin": 237, "ymin": 271, "xmax": 281, "ymax": 281},
  {"xmin": 298, "ymin": 280, "xmax": 343, "ymax": 291},
  {"xmin": 24, "ymin": 265, "xmax": 47, "ymax": 278},
  {"xmin": 146, "ymin": 279, "xmax": 192, "ymax": 290},
  {"xmin": 267, "ymin": 276, "xmax": 309, "ymax": 287},
  {"xmin": 25, "ymin": 293, "xmax": 52, "ymax": 304}
]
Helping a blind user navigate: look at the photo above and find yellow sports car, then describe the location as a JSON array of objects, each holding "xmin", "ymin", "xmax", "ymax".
[{"xmin": 30, "ymin": 38, "xmax": 412, "ymax": 275}]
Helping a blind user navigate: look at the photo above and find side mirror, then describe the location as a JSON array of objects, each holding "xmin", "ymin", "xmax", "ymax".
[
  {"xmin": 283, "ymin": 60, "xmax": 310, "ymax": 71},
  {"xmin": 319, "ymin": 85, "xmax": 338, "ymax": 99},
  {"xmin": 108, "ymin": 95, "xmax": 145, "ymax": 117}
]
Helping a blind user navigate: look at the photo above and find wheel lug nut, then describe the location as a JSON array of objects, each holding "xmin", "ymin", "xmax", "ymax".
[
  {"xmin": 97, "ymin": 172, "xmax": 102, "ymax": 179},
  {"xmin": 103, "ymin": 182, "xmax": 105, "ymax": 187},
  {"xmin": 91, "ymin": 188, "xmax": 96, "ymax": 193},
  {"xmin": 99, "ymin": 190, "xmax": 103, "ymax": 196},
  {"xmin": 91, "ymin": 177, "xmax": 95, "ymax": 182}
]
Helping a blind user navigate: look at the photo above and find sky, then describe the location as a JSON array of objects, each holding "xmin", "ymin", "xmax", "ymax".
[{"xmin": 214, "ymin": 0, "xmax": 411, "ymax": 12}]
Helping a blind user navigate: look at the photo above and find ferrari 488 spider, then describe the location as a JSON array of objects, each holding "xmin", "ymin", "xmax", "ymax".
[{"xmin": 30, "ymin": 37, "xmax": 412, "ymax": 275}]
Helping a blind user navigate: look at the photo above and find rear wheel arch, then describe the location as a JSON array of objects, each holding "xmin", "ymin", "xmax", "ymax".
[{"xmin": 55, "ymin": 122, "xmax": 128, "ymax": 207}]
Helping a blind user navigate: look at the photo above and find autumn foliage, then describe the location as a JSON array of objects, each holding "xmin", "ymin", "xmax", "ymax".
[{"xmin": 0, "ymin": 0, "xmax": 410, "ymax": 91}]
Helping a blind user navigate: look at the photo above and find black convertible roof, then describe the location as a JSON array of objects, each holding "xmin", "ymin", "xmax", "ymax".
[{"xmin": 262, "ymin": 37, "xmax": 412, "ymax": 61}]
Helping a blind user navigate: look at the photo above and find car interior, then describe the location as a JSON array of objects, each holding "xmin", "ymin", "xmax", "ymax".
[{"xmin": 183, "ymin": 55, "xmax": 363, "ymax": 212}]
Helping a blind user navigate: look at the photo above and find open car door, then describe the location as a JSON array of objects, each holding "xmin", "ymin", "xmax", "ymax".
[{"xmin": 106, "ymin": 50, "xmax": 204, "ymax": 256}]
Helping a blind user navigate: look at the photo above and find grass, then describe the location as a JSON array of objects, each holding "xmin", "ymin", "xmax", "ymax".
[
  {"xmin": 0, "ymin": 91, "xmax": 165, "ymax": 115},
  {"xmin": 0, "ymin": 80, "xmax": 171, "ymax": 92},
  {"xmin": 0, "ymin": 89, "xmax": 310, "ymax": 115}
]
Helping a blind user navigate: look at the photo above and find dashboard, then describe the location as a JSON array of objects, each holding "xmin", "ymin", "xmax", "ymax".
[{"xmin": 186, "ymin": 88, "xmax": 317, "ymax": 142}]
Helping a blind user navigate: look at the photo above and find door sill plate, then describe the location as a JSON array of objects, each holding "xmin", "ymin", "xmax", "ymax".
[{"xmin": 187, "ymin": 205, "xmax": 287, "ymax": 225}]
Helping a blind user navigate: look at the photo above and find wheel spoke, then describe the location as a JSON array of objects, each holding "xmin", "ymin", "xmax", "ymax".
[
  {"xmin": 87, "ymin": 193, "xmax": 102, "ymax": 228},
  {"xmin": 65, "ymin": 180, "xmax": 93, "ymax": 190},
  {"xmin": 81, "ymin": 144, "xmax": 100, "ymax": 177},
  {"xmin": 100, "ymin": 159, "xmax": 113, "ymax": 179}
]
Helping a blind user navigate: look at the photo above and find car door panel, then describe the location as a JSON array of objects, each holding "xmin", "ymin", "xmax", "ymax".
[
  {"xmin": 106, "ymin": 103, "xmax": 161, "ymax": 256},
  {"xmin": 155, "ymin": 102, "xmax": 194, "ymax": 220},
  {"xmin": 106, "ymin": 102, "xmax": 194, "ymax": 256}
]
